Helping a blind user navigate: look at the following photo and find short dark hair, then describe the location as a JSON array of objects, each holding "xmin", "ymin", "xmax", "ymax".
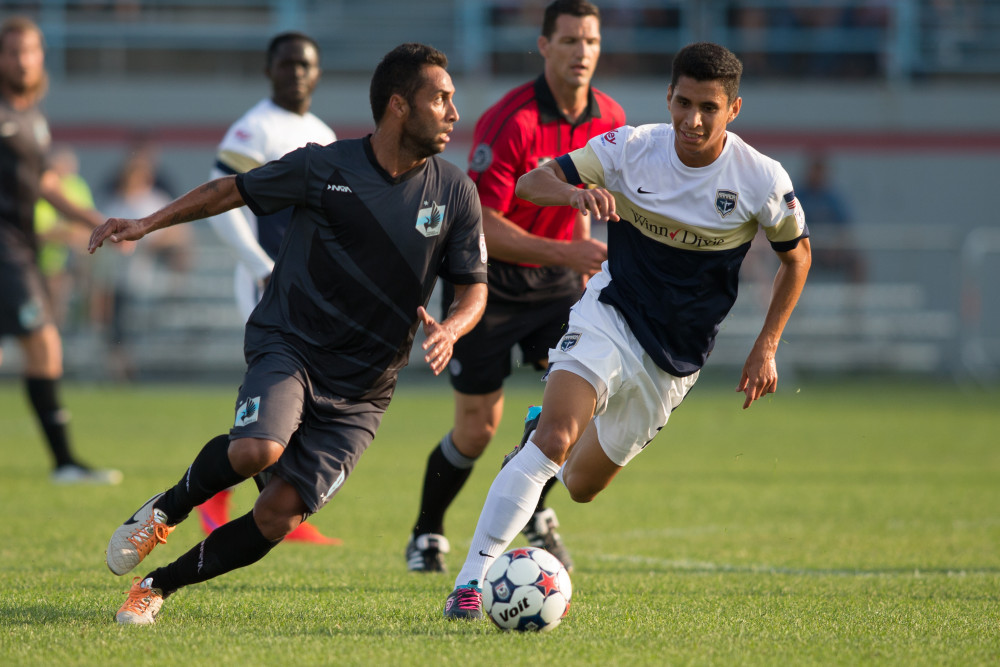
[
  {"xmin": 671, "ymin": 42, "xmax": 743, "ymax": 102},
  {"xmin": 369, "ymin": 43, "xmax": 449, "ymax": 124},
  {"xmin": 266, "ymin": 31, "xmax": 320, "ymax": 68},
  {"xmin": 541, "ymin": 0, "xmax": 601, "ymax": 38}
]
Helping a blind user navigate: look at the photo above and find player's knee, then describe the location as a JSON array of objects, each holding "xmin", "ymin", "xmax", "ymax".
[
  {"xmin": 452, "ymin": 426, "xmax": 494, "ymax": 457},
  {"xmin": 229, "ymin": 437, "xmax": 283, "ymax": 476},
  {"xmin": 531, "ymin": 424, "xmax": 576, "ymax": 465},
  {"xmin": 254, "ymin": 479, "xmax": 308, "ymax": 541},
  {"xmin": 561, "ymin": 471, "xmax": 601, "ymax": 504},
  {"xmin": 252, "ymin": 503, "xmax": 302, "ymax": 541}
]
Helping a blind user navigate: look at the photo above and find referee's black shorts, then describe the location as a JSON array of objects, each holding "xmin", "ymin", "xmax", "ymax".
[{"xmin": 447, "ymin": 292, "xmax": 580, "ymax": 395}]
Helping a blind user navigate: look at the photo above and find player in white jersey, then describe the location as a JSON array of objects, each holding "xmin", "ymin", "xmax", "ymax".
[
  {"xmin": 444, "ymin": 42, "xmax": 812, "ymax": 620},
  {"xmin": 208, "ymin": 33, "xmax": 336, "ymax": 321},
  {"xmin": 202, "ymin": 32, "xmax": 338, "ymax": 545}
]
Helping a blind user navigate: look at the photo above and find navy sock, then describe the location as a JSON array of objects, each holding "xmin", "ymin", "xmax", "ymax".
[
  {"xmin": 148, "ymin": 510, "xmax": 279, "ymax": 596},
  {"xmin": 155, "ymin": 434, "xmax": 245, "ymax": 525},
  {"xmin": 25, "ymin": 377, "xmax": 75, "ymax": 468}
]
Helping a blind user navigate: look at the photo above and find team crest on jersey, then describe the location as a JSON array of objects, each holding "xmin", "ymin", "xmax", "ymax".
[
  {"xmin": 715, "ymin": 190, "xmax": 738, "ymax": 217},
  {"xmin": 416, "ymin": 201, "xmax": 445, "ymax": 237},
  {"xmin": 469, "ymin": 143, "xmax": 492, "ymax": 172},
  {"xmin": 234, "ymin": 396, "xmax": 260, "ymax": 428},
  {"xmin": 559, "ymin": 332, "xmax": 581, "ymax": 352}
]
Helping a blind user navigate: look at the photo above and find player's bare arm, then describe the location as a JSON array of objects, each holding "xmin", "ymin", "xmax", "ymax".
[
  {"xmin": 480, "ymin": 206, "xmax": 606, "ymax": 276},
  {"xmin": 515, "ymin": 160, "xmax": 619, "ymax": 222},
  {"xmin": 737, "ymin": 238, "xmax": 812, "ymax": 409},
  {"xmin": 419, "ymin": 282, "xmax": 488, "ymax": 375},
  {"xmin": 88, "ymin": 176, "xmax": 245, "ymax": 253}
]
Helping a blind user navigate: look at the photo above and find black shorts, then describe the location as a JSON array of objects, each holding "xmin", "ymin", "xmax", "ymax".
[
  {"xmin": 0, "ymin": 256, "xmax": 52, "ymax": 337},
  {"xmin": 447, "ymin": 292, "xmax": 580, "ymax": 395},
  {"xmin": 230, "ymin": 347, "xmax": 389, "ymax": 513}
]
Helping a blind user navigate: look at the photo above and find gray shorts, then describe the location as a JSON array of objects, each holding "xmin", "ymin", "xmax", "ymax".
[
  {"xmin": 230, "ymin": 348, "xmax": 390, "ymax": 513},
  {"xmin": 0, "ymin": 257, "xmax": 53, "ymax": 337}
]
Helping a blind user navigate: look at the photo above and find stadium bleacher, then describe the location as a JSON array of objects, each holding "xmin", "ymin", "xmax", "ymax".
[{"xmin": 2, "ymin": 0, "xmax": 998, "ymax": 381}]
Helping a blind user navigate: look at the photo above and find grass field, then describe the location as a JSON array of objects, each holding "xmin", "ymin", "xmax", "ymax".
[{"xmin": 1, "ymin": 373, "xmax": 998, "ymax": 666}]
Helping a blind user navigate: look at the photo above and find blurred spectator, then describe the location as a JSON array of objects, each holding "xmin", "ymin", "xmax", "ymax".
[
  {"xmin": 33, "ymin": 144, "xmax": 95, "ymax": 327},
  {"xmin": 794, "ymin": 154, "xmax": 865, "ymax": 283},
  {"xmin": 94, "ymin": 146, "xmax": 192, "ymax": 380}
]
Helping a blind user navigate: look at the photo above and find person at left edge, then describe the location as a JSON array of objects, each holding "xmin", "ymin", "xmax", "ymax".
[
  {"xmin": 89, "ymin": 43, "xmax": 488, "ymax": 625},
  {"xmin": 201, "ymin": 31, "xmax": 339, "ymax": 545},
  {"xmin": 0, "ymin": 16, "xmax": 121, "ymax": 485}
]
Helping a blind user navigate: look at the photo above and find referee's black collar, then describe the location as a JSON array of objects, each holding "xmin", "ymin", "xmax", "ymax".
[
  {"xmin": 363, "ymin": 134, "xmax": 428, "ymax": 185},
  {"xmin": 534, "ymin": 74, "xmax": 601, "ymax": 127}
]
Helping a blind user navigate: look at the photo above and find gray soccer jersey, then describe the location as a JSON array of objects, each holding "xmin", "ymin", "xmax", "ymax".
[{"xmin": 235, "ymin": 136, "xmax": 487, "ymax": 400}]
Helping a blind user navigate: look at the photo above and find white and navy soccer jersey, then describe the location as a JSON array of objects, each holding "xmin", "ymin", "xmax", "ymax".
[
  {"xmin": 235, "ymin": 136, "xmax": 487, "ymax": 400},
  {"xmin": 214, "ymin": 98, "xmax": 336, "ymax": 260},
  {"xmin": 556, "ymin": 123, "xmax": 809, "ymax": 377}
]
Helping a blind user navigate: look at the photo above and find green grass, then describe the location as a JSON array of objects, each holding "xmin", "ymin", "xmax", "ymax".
[{"xmin": 1, "ymin": 373, "xmax": 998, "ymax": 666}]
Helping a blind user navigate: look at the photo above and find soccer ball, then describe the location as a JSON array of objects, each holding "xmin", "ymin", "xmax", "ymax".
[{"xmin": 482, "ymin": 546, "xmax": 572, "ymax": 632}]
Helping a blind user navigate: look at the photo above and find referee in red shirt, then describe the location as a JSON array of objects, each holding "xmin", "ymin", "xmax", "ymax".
[{"xmin": 407, "ymin": 0, "xmax": 625, "ymax": 574}]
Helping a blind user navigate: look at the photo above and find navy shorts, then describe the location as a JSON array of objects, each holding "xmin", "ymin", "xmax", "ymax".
[
  {"xmin": 230, "ymin": 347, "xmax": 389, "ymax": 514},
  {"xmin": 446, "ymin": 292, "xmax": 580, "ymax": 395}
]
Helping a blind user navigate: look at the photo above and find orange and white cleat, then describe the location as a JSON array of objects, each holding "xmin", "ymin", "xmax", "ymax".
[
  {"xmin": 106, "ymin": 493, "xmax": 175, "ymax": 576},
  {"xmin": 116, "ymin": 576, "xmax": 164, "ymax": 625}
]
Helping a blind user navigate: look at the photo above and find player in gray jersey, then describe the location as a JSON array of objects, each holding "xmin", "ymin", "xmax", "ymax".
[
  {"xmin": 0, "ymin": 17, "xmax": 121, "ymax": 485},
  {"xmin": 90, "ymin": 43, "xmax": 488, "ymax": 626}
]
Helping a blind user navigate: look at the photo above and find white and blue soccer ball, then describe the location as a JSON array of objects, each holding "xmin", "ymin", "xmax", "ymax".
[{"xmin": 482, "ymin": 546, "xmax": 572, "ymax": 632}]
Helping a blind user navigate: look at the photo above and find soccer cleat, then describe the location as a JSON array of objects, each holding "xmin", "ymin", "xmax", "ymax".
[
  {"xmin": 285, "ymin": 521, "xmax": 342, "ymax": 545},
  {"xmin": 106, "ymin": 493, "xmax": 174, "ymax": 576},
  {"xmin": 406, "ymin": 533, "xmax": 450, "ymax": 572},
  {"xmin": 116, "ymin": 576, "xmax": 164, "ymax": 625},
  {"xmin": 51, "ymin": 463, "xmax": 123, "ymax": 486},
  {"xmin": 443, "ymin": 581, "xmax": 483, "ymax": 620},
  {"xmin": 501, "ymin": 405, "xmax": 542, "ymax": 469},
  {"xmin": 196, "ymin": 490, "xmax": 231, "ymax": 535},
  {"xmin": 523, "ymin": 507, "xmax": 574, "ymax": 573}
]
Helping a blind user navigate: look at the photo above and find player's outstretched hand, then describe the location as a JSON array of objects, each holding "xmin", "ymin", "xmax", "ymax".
[
  {"xmin": 417, "ymin": 306, "xmax": 457, "ymax": 376},
  {"xmin": 88, "ymin": 218, "xmax": 147, "ymax": 254}
]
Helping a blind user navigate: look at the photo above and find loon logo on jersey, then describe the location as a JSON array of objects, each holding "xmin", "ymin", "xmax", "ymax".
[
  {"xmin": 234, "ymin": 396, "xmax": 260, "ymax": 428},
  {"xmin": 715, "ymin": 190, "xmax": 738, "ymax": 217},
  {"xmin": 415, "ymin": 201, "xmax": 445, "ymax": 238}
]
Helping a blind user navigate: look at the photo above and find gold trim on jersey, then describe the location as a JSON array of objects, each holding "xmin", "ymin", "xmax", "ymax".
[
  {"xmin": 614, "ymin": 196, "xmax": 760, "ymax": 251},
  {"xmin": 217, "ymin": 149, "xmax": 263, "ymax": 175}
]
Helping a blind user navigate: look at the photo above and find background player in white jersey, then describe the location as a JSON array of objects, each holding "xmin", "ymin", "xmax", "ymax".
[
  {"xmin": 443, "ymin": 41, "xmax": 812, "ymax": 620},
  {"xmin": 202, "ymin": 31, "xmax": 338, "ymax": 544}
]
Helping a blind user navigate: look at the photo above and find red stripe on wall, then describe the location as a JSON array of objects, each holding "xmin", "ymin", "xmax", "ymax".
[{"xmin": 50, "ymin": 124, "xmax": 1000, "ymax": 152}]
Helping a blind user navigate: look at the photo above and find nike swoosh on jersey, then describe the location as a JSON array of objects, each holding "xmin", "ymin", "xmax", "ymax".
[{"xmin": 637, "ymin": 187, "xmax": 656, "ymax": 194}]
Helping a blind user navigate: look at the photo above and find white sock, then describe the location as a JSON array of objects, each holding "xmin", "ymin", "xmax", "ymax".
[{"xmin": 453, "ymin": 441, "xmax": 560, "ymax": 588}]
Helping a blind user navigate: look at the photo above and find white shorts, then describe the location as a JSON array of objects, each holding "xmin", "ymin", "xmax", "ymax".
[{"xmin": 546, "ymin": 265, "xmax": 699, "ymax": 467}]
